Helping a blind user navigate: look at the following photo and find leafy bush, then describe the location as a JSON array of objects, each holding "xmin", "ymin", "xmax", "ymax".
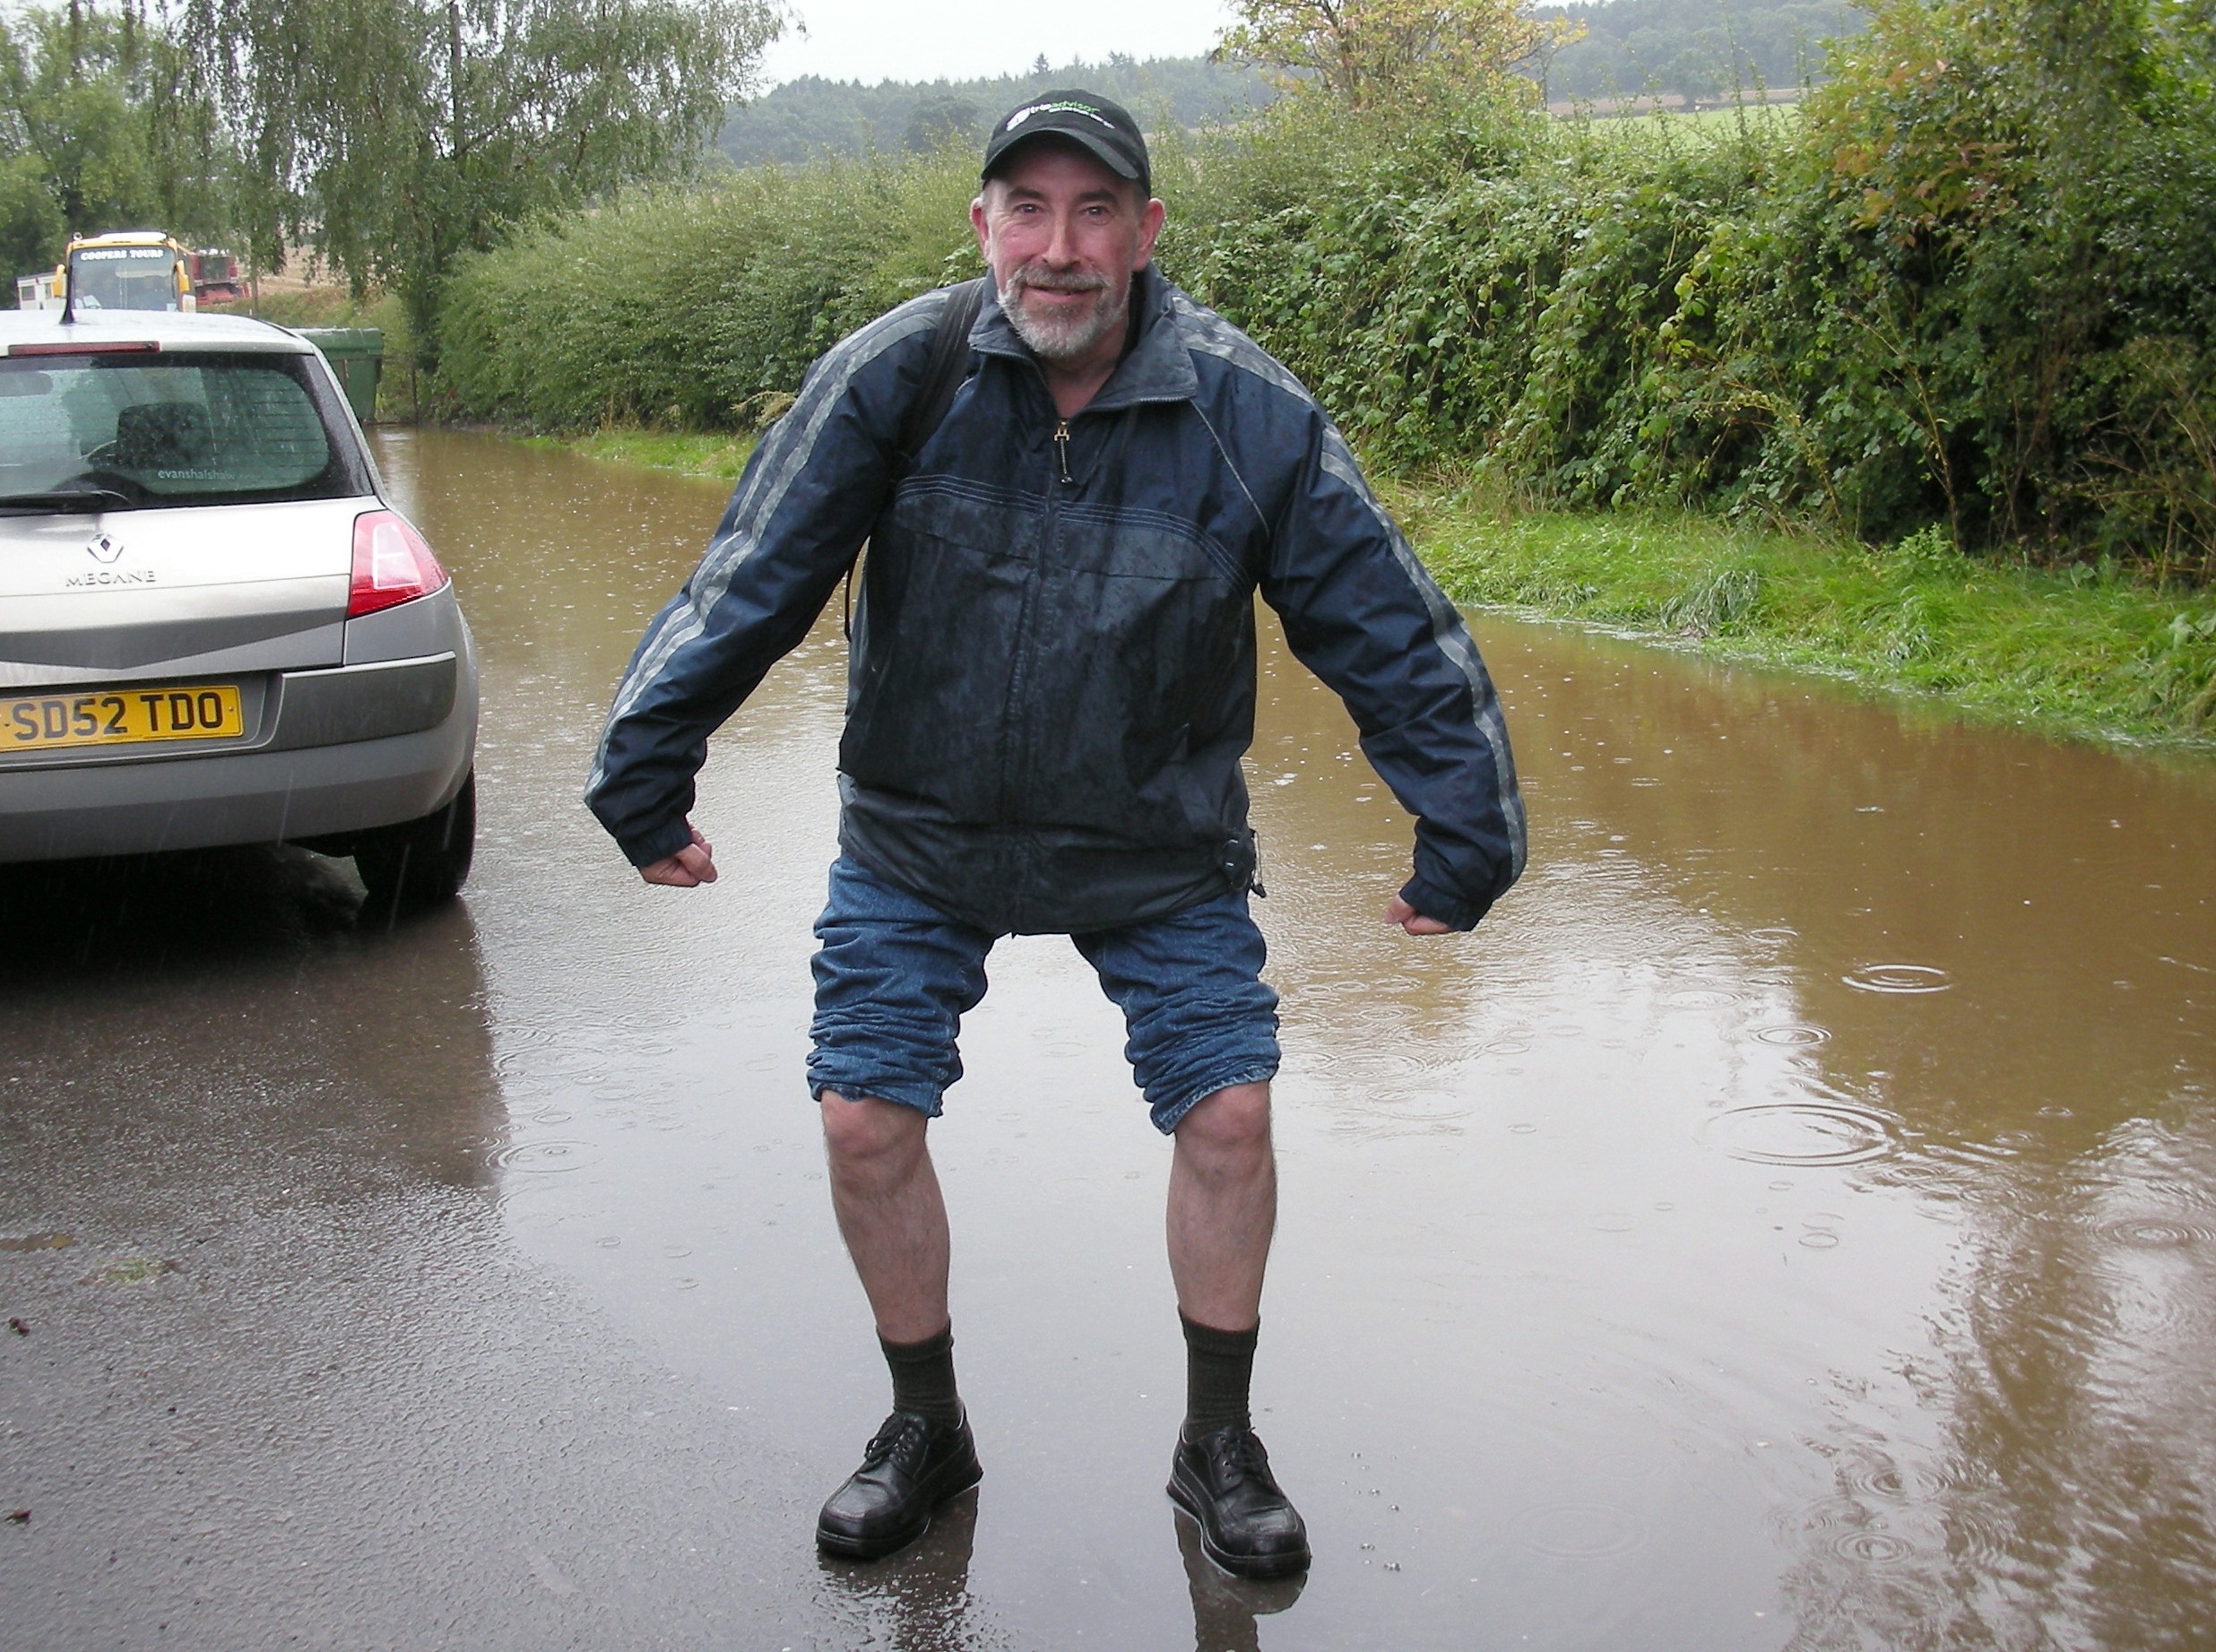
[{"xmin": 437, "ymin": 148, "xmax": 979, "ymax": 432}]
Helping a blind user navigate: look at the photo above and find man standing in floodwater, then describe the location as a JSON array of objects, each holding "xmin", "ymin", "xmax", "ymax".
[{"xmin": 586, "ymin": 91, "xmax": 1525, "ymax": 1578}]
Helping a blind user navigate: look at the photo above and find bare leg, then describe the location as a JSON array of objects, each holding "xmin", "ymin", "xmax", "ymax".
[
  {"xmin": 820, "ymin": 1091, "xmax": 950, "ymax": 1344},
  {"xmin": 1167, "ymin": 1082, "xmax": 1277, "ymax": 1331},
  {"xmin": 1164, "ymin": 1084, "xmax": 1307, "ymax": 1578}
]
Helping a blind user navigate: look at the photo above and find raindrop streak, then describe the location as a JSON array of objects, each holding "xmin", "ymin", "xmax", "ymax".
[
  {"xmin": 1519, "ymin": 1502, "xmax": 1649, "ymax": 1559},
  {"xmin": 1843, "ymin": 964, "xmax": 1954, "ymax": 995},
  {"xmin": 493, "ymin": 1140, "xmax": 600, "ymax": 1172},
  {"xmin": 1698, "ymin": 1104, "xmax": 1900, "ymax": 1166}
]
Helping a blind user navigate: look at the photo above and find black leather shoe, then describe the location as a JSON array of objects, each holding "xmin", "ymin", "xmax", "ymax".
[
  {"xmin": 816, "ymin": 1409, "xmax": 982, "ymax": 1561},
  {"xmin": 1167, "ymin": 1423, "xmax": 1311, "ymax": 1579}
]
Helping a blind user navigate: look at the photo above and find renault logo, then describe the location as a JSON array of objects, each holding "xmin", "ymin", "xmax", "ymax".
[{"xmin": 85, "ymin": 533, "xmax": 124, "ymax": 564}]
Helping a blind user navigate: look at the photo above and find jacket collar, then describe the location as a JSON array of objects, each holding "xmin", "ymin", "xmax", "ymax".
[{"xmin": 972, "ymin": 264, "xmax": 1199, "ymax": 411}]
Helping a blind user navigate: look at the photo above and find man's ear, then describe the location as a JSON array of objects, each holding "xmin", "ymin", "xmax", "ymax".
[
  {"xmin": 1133, "ymin": 197, "xmax": 1166, "ymax": 271},
  {"xmin": 970, "ymin": 194, "xmax": 991, "ymax": 256}
]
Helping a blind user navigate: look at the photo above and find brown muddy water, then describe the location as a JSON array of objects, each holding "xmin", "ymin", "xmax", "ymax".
[{"xmin": 4, "ymin": 427, "xmax": 2215, "ymax": 1651}]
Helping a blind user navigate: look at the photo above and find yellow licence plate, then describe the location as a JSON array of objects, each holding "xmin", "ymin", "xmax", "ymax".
[{"xmin": 3, "ymin": 684, "xmax": 245, "ymax": 753}]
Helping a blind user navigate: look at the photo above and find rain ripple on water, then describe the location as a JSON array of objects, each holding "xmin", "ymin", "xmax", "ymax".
[
  {"xmin": 1663, "ymin": 985, "xmax": 1744, "ymax": 1009},
  {"xmin": 1518, "ymin": 1501, "xmax": 1649, "ymax": 1559},
  {"xmin": 1843, "ymin": 964, "xmax": 1954, "ymax": 995},
  {"xmin": 1753, "ymin": 1024, "xmax": 1831, "ymax": 1048},
  {"xmin": 1787, "ymin": 1498, "xmax": 1921, "ymax": 1565},
  {"xmin": 1831, "ymin": 1528, "xmax": 1915, "ymax": 1563},
  {"xmin": 493, "ymin": 1140, "xmax": 601, "ymax": 1173},
  {"xmin": 1698, "ymin": 1102, "xmax": 1900, "ymax": 1166},
  {"xmin": 2092, "ymin": 1216, "xmax": 2216, "ymax": 1250}
]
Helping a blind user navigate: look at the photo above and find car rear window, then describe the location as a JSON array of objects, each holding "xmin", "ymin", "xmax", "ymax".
[{"xmin": 0, "ymin": 350, "xmax": 372, "ymax": 510}]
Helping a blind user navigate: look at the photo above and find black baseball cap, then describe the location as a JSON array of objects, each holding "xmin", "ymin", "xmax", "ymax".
[{"xmin": 981, "ymin": 90, "xmax": 1151, "ymax": 198}]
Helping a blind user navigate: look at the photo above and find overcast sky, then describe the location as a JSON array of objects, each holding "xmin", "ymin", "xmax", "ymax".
[{"xmin": 757, "ymin": 0, "xmax": 1241, "ymax": 88}]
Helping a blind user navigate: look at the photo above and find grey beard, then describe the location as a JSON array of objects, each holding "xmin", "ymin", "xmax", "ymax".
[{"xmin": 1004, "ymin": 274, "xmax": 1130, "ymax": 364}]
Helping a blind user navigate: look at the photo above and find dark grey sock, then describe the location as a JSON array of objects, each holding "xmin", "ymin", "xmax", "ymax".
[
  {"xmin": 1181, "ymin": 1312, "xmax": 1259, "ymax": 1439},
  {"xmin": 880, "ymin": 1325, "xmax": 961, "ymax": 1428}
]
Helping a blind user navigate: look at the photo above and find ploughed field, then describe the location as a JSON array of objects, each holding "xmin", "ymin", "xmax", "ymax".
[{"xmin": 4, "ymin": 428, "xmax": 2212, "ymax": 1650}]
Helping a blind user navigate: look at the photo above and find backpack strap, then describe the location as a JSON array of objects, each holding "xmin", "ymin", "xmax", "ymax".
[
  {"xmin": 896, "ymin": 275, "xmax": 987, "ymax": 462},
  {"xmin": 847, "ymin": 277, "xmax": 989, "ymax": 639}
]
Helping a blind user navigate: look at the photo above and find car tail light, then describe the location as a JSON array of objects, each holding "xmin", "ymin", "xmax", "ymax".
[
  {"xmin": 349, "ymin": 511, "xmax": 449, "ymax": 618},
  {"xmin": 8, "ymin": 341, "xmax": 160, "ymax": 357}
]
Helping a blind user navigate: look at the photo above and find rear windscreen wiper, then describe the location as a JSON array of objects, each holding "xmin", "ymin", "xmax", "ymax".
[{"xmin": 0, "ymin": 485, "xmax": 137, "ymax": 514}]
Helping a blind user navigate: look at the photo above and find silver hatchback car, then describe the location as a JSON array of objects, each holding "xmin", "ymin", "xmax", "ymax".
[{"xmin": 0, "ymin": 309, "xmax": 478, "ymax": 911}]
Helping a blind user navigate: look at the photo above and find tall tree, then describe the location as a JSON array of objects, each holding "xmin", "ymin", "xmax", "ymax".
[
  {"xmin": 0, "ymin": 151, "xmax": 67, "ymax": 275},
  {"xmin": 1, "ymin": 4, "xmax": 152, "ymax": 253},
  {"xmin": 1218, "ymin": 0, "xmax": 1582, "ymax": 108},
  {"xmin": 175, "ymin": 0, "xmax": 782, "ymax": 359}
]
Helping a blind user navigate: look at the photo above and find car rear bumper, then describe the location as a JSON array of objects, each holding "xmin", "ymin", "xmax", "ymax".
[{"xmin": 0, "ymin": 653, "xmax": 476, "ymax": 862}]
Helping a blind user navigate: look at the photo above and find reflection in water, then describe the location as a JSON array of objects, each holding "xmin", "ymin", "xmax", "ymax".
[
  {"xmin": 1784, "ymin": 1108, "xmax": 2216, "ymax": 1649},
  {"xmin": 0, "ymin": 845, "xmax": 503, "ymax": 1189},
  {"xmin": 0, "ymin": 843, "xmax": 359, "ymax": 965},
  {"xmin": 1178, "ymin": 1509, "xmax": 1306, "ymax": 1652},
  {"xmin": 0, "ymin": 836, "xmax": 858, "ymax": 1652},
  {"xmin": 817, "ymin": 1490, "xmax": 1009, "ymax": 1650},
  {"xmin": 1459, "ymin": 637, "xmax": 2216, "ymax": 1650}
]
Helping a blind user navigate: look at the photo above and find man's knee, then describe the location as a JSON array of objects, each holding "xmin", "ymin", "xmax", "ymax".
[
  {"xmin": 1174, "ymin": 1081, "xmax": 1273, "ymax": 1159},
  {"xmin": 819, "ymin": 1090, "xmax": 929, "ymax": 1175}
]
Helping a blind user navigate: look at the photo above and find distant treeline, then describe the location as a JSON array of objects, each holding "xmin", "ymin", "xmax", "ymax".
[
  {"xmin": 447, "ymin": 0, "xmax": 2216, "ymax": 584},
  {"xmin": 1536, "ymin": 0, "xmax": 1865, "ymax": 103},
  {"xmin": 714, "ymin": 54, "xmax": 1273, "ymax": 168},
  {"xmin": 713, "ymin": 0, "xmax": 1868, "ymax": 166}
]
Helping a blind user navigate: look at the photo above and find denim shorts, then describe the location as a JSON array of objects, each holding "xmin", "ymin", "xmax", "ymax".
[{"xmin": 806, "ymin": 856, "xmax": 1280, "ymax": 1134}]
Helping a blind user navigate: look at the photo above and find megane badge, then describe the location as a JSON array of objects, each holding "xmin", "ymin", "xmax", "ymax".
[{"xmin": 85, "ymin": 533, "xmax": 125, "ymax": 564}]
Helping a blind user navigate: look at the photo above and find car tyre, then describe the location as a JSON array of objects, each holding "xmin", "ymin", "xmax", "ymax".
[{"xmin": 354, "ymin": 773, "xmax": 474, "ymax": 918}]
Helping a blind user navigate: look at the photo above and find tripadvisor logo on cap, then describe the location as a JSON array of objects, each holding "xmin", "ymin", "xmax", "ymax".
[{"xmin": 1002, "ymin": 99, "xmax": 1112, "ymax": 132}]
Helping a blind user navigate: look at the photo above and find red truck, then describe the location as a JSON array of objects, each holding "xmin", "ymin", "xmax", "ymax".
[{"xmin": 189, "ymin": 248, "xmax": 244, "ymax": 303}]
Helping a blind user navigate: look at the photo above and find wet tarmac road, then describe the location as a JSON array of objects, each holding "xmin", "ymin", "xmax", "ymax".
[{"xmin": 5, "ymin": 428, "xmax": 2216, "ymax": 1649}]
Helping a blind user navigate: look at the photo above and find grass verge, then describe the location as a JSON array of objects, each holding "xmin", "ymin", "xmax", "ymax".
[
  {"xmin": 1392, "ymin": 480, "xmax": 2216, "ymax": 751},
  {"xmin": 529, "ymin": 430, "xmax": 2216, "ymax": 754},
  {"xmin": 524, "ymin": 428, "xmax": 759, "ymax": 481}
]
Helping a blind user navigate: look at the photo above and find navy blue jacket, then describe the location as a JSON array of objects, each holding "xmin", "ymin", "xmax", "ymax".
[{"xmin": 587, "ymin": 266, "xmax": 1525, "ymax": 935}]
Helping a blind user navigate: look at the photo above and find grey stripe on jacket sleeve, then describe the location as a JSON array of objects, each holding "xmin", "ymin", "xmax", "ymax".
[
  {"xmin": 585, "ymin": 295, "xmax": 944, "ymax": 798},
  {"xmin": 1318, "ymin": 437, "xmax": 1528, "ymax": 879},
  {"xmin": 1180, "ymin": 289, "xmax": 1527, "ymax": 879}
]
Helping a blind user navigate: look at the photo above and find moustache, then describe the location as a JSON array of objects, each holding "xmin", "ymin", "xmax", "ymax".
[{"xmin": 1008, "ymin": 266, "xmax": 1110, "ymax": 296}]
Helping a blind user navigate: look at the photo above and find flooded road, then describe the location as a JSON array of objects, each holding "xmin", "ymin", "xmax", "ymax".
[{"xmin": 5, "ymin": 427, "xmax": 2215, "ymax": 1650}]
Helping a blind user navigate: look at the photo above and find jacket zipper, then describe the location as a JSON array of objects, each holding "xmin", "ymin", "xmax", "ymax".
[
  {"xmin": 1023, "ymin": 414, "xmax": 1078, "ymax": 912},
  {"xmin": 993, "ymin": 408, "xmax": 1069, "ymax": 893}
]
